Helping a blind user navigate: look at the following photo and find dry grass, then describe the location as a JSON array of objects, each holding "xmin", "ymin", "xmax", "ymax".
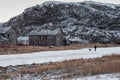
[
  {"xmin": 0, "ymin": 43, "xmax": 119, "ymax": 55},
  {"xmin": 16, "ymin": 54, "xmax": 120, "ymax": 76},
  {"xmin": 0, "ymin": 54, "xmax": 120, "ymax": 79}
]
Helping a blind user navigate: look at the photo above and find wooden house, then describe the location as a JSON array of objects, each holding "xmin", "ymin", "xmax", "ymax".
[
  {"xmin": 0, "ymin": 35, "xmax": 8, "ymax": 45},
  {"xmin": 29, "ymin": 28, "xmax": 63, "ymax": 46},
  {"xmin": 0, "ymin": 26, "xmax": 17, "ymax": 45}
]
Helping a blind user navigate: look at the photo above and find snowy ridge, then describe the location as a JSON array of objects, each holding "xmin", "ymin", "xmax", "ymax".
[
  {"xmin": 84, "ymin": 1, "xmax": 116, "ymax": 9},
  {"xmin": 0, "ymin": 47, "xmax": 120, "ymax": 67},
  {"xmin": 42, "ymin": 1, "xmax": 63, "ymax": 5}
]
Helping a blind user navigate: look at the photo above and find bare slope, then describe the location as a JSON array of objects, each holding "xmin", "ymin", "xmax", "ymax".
[{"xmin": 3, "ymin": 1, "xmax": 120, "ymax": 43}]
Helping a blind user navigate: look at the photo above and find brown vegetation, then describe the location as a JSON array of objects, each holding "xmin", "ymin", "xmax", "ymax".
[
  {"xmin": 0, "ymin": 43, "xmax": 119, "ymax": 55},
  {"xmin": 0, "ymin": 54, "xmax": 120, "ymax": 79}
]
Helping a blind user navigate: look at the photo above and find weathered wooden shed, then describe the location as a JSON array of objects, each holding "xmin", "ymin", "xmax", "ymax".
[
  {"xmin": 0, "ymin": 35, "xmax": 8, "ymax": 45},
  {"xmin": 29, "ymin": 28, "xmax": 63, "ymax": 46},
  {"xmin": 17, "ymin": 36, "xmax": 29, "ymax": 45},
  {"xmin": 0, "ymin": 26, "xmax": 17, "ymax": 45}
]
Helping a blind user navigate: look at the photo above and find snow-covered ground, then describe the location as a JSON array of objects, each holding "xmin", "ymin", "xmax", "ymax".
[
  {"xmin": 0, "ymin": 47, "xmax": 120, "ymax": 67},
  {"xmin": 6, "ymin": 73, "xmax": 120, "ymax": 80},
  {"xmin": 72, "ymin": 73, "xmax": 120, "ymax": 80}
]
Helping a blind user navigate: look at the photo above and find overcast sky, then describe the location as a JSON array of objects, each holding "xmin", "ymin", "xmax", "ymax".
[{"xmin": 0, "ymin": 0, "xmax": 120, "ymax": 22}]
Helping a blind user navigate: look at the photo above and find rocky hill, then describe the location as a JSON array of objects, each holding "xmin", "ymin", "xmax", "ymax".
[{"xmin": 3, "ymin": 1, "xmax": 120, "ymax": 43}]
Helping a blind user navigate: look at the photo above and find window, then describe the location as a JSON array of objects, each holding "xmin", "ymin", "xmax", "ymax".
[
  {"xmin": 44, "ymin": 36, "xmax": 46, "ymax": 39},
  {"xmin": 39, "ymin": 36, "xmax": 41, "ymax": 39},
  {"xmin": 31, "ymin": 41, "xmax": 34, "ymax": 45},
  {"xmin": 7, "ymin": 34, "xmax": 9, "ymax": 38},
  {"xmin": 47, "ymin": 36, "xmax": 50, "ymax": 39},
  {"xmin": 50, "ymin": 36, "xmax": 52, "ymax": 39}
]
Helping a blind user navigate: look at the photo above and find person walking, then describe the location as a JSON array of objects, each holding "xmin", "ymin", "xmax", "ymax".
[{"xmin": 94, "ymin": 45, "xmax": 97, "ymax": 51}]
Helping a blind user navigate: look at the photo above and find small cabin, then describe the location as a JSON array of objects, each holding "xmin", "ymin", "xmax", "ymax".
[
  {"xmin": 17, "ymin": 36, "xmax": 29, "ymax": 45},
  {"xmin": 0, "ymin": 35, "xmax": 8, "ymax": 45},
  {"xmin": 29, "ymin": 28, "xmax": 63, "ymax": 46},
  {"xmin": 0, "ymin": 26, "xmax": 17, "ymax": 45}
]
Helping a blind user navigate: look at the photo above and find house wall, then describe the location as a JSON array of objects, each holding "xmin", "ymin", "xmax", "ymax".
[
  {"xmin": 0, "ymin": 41, "xmax": 8, "ymax": 45},
  {"xmin": 5, "ymin": 29, "xmax": 17, "ymax": 45},
  {"xmin": 17, "ymin": 37, "xmax": 29, "ymax": 45},
  {"xmin": 55, "ymin": 33, "xmax": 62, "ymax": 46},
  {"xmin": 29, "ymin": 34, "xmax": 62, "ymax": 46}
]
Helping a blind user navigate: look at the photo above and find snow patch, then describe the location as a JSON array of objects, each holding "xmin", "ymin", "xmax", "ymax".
[
  {"xmin": 72, "ymin": 73, "xmax": 120, "ymax": 80},
  {"xmin": 0, "ymin": 47, "xmax": 120, "ymax": 67}
]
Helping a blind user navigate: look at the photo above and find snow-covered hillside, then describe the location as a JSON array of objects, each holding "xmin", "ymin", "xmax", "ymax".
[
  {"xmin": 0, "ymin": 47, "xmax": 120, "ymax": 67},
  {"xmin": 2, "ymin": 1, "xmax": 120, "ymax": 44}
]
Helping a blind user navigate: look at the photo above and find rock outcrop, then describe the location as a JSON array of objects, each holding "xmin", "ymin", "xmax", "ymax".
[{"xmin": 2, "ymin": 1, "xmax": 120, "ymax": 43}]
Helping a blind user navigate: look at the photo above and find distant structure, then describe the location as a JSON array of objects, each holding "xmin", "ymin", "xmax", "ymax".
[
  {"xmin": 0, "ymin": 35, "xmax": 8, "ymax": 45},
  {"xmin": 0, "ymin": 26, "xmax": 17, "ymax": 45},
  {"xmin": 29, "ymin": 28, "xmax": 64, "ymax": 46},
  {"xmin": 17, "ymin": 36, "xmax": 29, "ymax": 45}
]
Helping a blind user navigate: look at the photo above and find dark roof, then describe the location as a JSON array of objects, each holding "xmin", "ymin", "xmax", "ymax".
[
  {"xmin": 0, "ymin": 26, "xmax": 11, "ymax": 34},
  {"xmin": 29, "ymin": 28, "xmax": 61, "ymax": 36}
]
